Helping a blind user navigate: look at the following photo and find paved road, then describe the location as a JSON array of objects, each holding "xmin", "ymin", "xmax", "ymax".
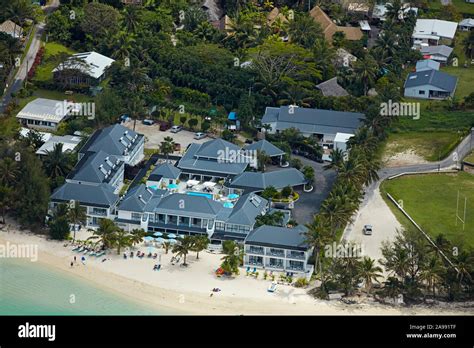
[{"xmin": 0, "ymin": 0, "xmax": 60, "ymax": 113}]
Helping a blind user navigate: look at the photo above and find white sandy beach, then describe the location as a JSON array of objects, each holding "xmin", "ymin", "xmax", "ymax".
[{"xmin": 1, "ymin": 221, "xmax": 472, "ymax": 315}]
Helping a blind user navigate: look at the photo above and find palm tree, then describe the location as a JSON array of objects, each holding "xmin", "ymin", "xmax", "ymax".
[
  {"xmin": 358, "ymin": 257, "xmax": 383, "ymax": 293},
  {"xmin": 160, "ymin": 136, "xmax": 175, "ymax": 159},
  {"xmin": 288, "ymin": 13, "xmax": 323, "ymax": 49},
  {"xmin": 302, "ymin": 165, "xmax": 315, "ymax": 189},
  {"xmin": 0, "ymin": 185, "xmax": 13, "ymax": 224},
  {"xmin": 305, "ymin": 215, "xmax": 332, "ymax": 276},
  {"xmin": 122, "ymin": 6, "xmax": 141, "ymax": 33},
  {"xmin": 112, "ymin": 228, "xmax": 132, "ymax": 255},
  {"xmin": 420, "ymin": 255, "xmax": 444, "ymax": 298},
  {"xmin": 385, "ymin": 0, "xmax": 403, "ymax": 22},
  {"xmin": 43, "ymin": 143, "xmax": 72, "ymax": 180},
  {"xmin": 455, "ymin": 251, "xmax": 473, "ymax": 285},
  {"xmin": 130, "ymin": 229, "xmax": 146, "ymax": 247},
  {"xmin": 462, "ymin": 30, "xmax": 474, "ymax": 60},
  {"xmin": 0, "ymin": 157, "xmax": 19, "ymax": 187},
  {"xmin": 195, "ymin": 21, "xmax": 217, "ymax": 41},
  {"xmin": 352, "ymin": 55, "xmax": 379, "ymax": 96},
  {"xmin": 313, "ymin": 39, "xmax": 335, "ymax": 81},
  {"xmin": 224, "ymin": 13, "xmax": 257, "ymax": 50},
  {"xmin": 257, "ymin": 150, "xmax": 270, "ymax": 172},
  {"xmin": 324, "ymin": 148, "xmax": 344, "ymax": 172},
  {"xmin": 111, "ymin": 31, "xmax": 136, "ymax": 62},
  {"xmin": 163, "ymin": 241, "xmax": 171, "ymax": 254},
  {"xmin": 88, "ymin": 219, "xmax": 118, "ymax": 249},
  {"xmin": 220, "ymin": 240, "xmax": 243, "ymax": 275},
  {"xmin": 68, "ymin": 201, "xmax": 87, "ymax": 242},
  {"xmin": 172, "ymin": 236, "xmax": 194, "ymax": 266},
  {"xmin": 191, "ymin": 235, "xmax": 209, "ymax": 260}
]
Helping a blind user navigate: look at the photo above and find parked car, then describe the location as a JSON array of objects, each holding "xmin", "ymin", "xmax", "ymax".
[
  {"xmin": 158, "ymin": 121, "xmax": 171, "ymax": 131},
  {"xmin": 170, "ymin": 125, "xmax": 182, "ymax": 133},
  {"xmin": 363, "ymin": 225, "xmax": 373, "ymax": 235},
  {"xmin": 194, "ymin": 132, "xmax": 207, "ymax": 140},
  {"xmin": 142, "ymin": 119, "xmax": 155, "ymax": 126}
]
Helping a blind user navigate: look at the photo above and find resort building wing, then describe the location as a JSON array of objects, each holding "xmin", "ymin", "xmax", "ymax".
[
  {"xmin": 226, "ymin": 168, "xmax": 307, "ymax": 193},
  {"xmin": 177, "ymin": 138, "xmax": 250, "ymax": 179},
  {"xmin": 79, "ymin": 124, "xmax": 145, "ymax": 166},
  {"xmin": 261, "ymin": 105, "xmax": 365, "ymax": 142},
  {"xmin": 243, "ymin": 225, "xmax": 313, "ymax": 276}
]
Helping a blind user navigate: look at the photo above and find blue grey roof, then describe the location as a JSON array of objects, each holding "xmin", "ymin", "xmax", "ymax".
[
  {"xmin": 415, "ymin": 59, "xmax": 440, "ymax": 72},
  {"xmin": 154, "ymin": 193, "xmax": 224, "ymax": 218},
  {"xmin": 68, "ymin": 150, "xmax": 123, "ymax": 184},
  {"xmin": 195, "ymin": 138, "xmax": 240, "ymax": 160},
  {"xmin": 261, "ymin": 106, "xmax": 365, "ymax": 135},
  {"xmin": 228, "ymin": 168, "xmax": 307, "ymax": 191},
  {"xmin": 224, "ymin": 193, "xmax": 268, "ymax": 225},
  {"xmin": 243, "ymin": 140, "xmax": 285, "ymax": 158},
  {"xmin": 420, "ymin": 45, "xmax": 453, "ymax": 58},
  {"xmin": 118, "ymin": 184, "xmax": 168, "ymax": 212},
  {"xmin": 177, "ymin": 143, "xmax": 248, "ymax": 176},
  {"xmin": 404, "ymin": 69, "xmax": 458, "ymax": 92},
  {"xmin": 245, "ymin": 225, "xmax": 309, "ymax": 251},
  {"xmin": 148, "ymin": 162, "xmax": 181, "ymax": 181},
  {"xmin": 51, "ymin": 182, "xmax": 119, "ymax": 207},
  {"xmin": 80, "ymin": 124, "xmax": 143, "ymax": 157}
]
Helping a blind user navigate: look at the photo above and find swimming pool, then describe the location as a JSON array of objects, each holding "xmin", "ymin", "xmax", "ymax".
[{"xmin": 186, "ymin": 191, "xmax": 213, "ymax": 199}]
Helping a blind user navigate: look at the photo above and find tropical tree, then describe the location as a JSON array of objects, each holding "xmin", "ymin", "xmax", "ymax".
[
  {"xmin": 257, "ymin": 150, "xmax": 270, "ymax": 172},
  {"xmin": 358, "ymin": 257, "xmax": 383, "ymax": 293},
  {"xmin": 463, "ymin": 30, "xmax": 474, "ymax": 60},
  {"xmin": 112, "ymin": 228, "xmax": 132, "ymax": 255},
  {"xmin": 130, "ymin": 229, "xmax": 146, "ymax": 247},
  {"xmin": 302, "ymin": 165, "xmax": 315, "ymax": 188},
  {"xmin": 0, "ymin": 185, "xmax": 13, "ymax": 224},
  {"xmin": 163, "ymin": 241, "xmax": 171, "ymax": 254},
  {"xmin": 324, "ymin": 148, "xmax": 344, "ymax": 171},
  {"xmin": 160, "ymin": 136, "xmax": 175, "ymax": 158},
  {"xmin": 43, "ymin": 143, "xmax": 72, "ymax": 180},
  {"xmin": 0, "ymin": 157, "xmax": 19, "ymax": 187},
  {"xmin": 49, "ymin": 203, "xmax": 70, "ymax": 240},
  {"xmin": 68, "ymin": 201, "xmax": 87, "ymax": 242},
  {"xmin": 191, "ymin": 235, "xmax": 209, "ymax": 259},
  {"xmin": 420, "ymin": 255, "xmax": 444, "ymax": 298},
  {"xmin": 89, "ymin": 219, "xmax": 118, "ymax": 249},
  {"xmin": 288, "ymin": 13, "xmax": 323, "ymax": 49},
  {"xmin": 220, "ymin": 240, "xmax": 242, "ymax": 275},
  {"xmin": 305, "ymin": 215, "xmax": 332, "ymax": 276},
  {"xmin": 313, "ymin": 39, "xmax": 336, "ymax": 81},
  {"xmin": 172, "ymin": 236, "xmax": 195, "ymax": 266},
  {"xmin": 352, "ymin": 55, "xmax": 379, "ymax": 96}
]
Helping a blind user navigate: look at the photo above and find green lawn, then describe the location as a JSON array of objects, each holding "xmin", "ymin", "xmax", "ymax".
[
  {"xmin": 33, "ymin": 42, "xmax": 75, "ymax": 82},
  {"xmin": 429, "ymin": 0, "xmax": 474, "ymax": 15},
  {"xmin": 441, "ymin": 66, "xmax": 474, "ymax": 100},
  {"xmin": 465, "ymin": 151, "xmax": 474, "ymax": 163},
  {"xmin": 382, "ymin": 131, "xmax": 463, "ymax": 161},
  {"xmin": 381, "ymin": 172, "xmax": 474, "ymax": 249}
]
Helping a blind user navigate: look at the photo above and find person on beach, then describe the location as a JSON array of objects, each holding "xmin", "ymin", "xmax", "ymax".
[
  {"xmin": 70, "ymin": 261, "xmax": 73, "ymax": 267},
  {"xmin": 74, "ymin": 256, "xmax": 76, "ymax": 263}
]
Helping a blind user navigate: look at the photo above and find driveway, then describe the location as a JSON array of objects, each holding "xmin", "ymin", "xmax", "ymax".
[
  {"xmin": 267, "ymin": 155, "xmax": 336, "ymax": 225},
  {"xmin": 123, "ymin": 120, "xmax": 208, "ymax": 153}
]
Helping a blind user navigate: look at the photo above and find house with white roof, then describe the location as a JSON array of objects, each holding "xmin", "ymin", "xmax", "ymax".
[
  {"xmin": 333, "ymin": 132, "xmax": 354, "ymax": 153},
  {"xmin": 16, "ymin": 98, "xmax": 72, "ymax": 131},
  {"xmin": 459, "ymin": 18, "xmax": 474, "ymax": 31},
  {"xmin": 412, "ymin": 19, "xmax": 457, "ymax": 47},
  {"xmin": 53, "ymin": 51, "xmax": 115, "ymax": 86},
  {"xmin": 36, "ymin": 135, "xmax": 82, "ymax": 156}
]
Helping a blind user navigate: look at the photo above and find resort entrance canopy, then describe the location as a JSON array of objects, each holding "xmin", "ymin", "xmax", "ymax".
[{"xmin": 243, "ymin": 140, "xmax": 285, "ymax": 159}]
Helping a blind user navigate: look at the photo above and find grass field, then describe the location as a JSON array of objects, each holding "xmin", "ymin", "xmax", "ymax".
[
  {"xmin": 33, "ymin": 42, "xmax": 75, "ymax": 82},
  {"xmin": 465, "ymin": 151, "xmax": 474, "ymax": 163},
  {"xmin": 429, "ymin": 0, "xmax": 474, "ymax": 15},
  {"xmin": 382, "ymin": 131, "xmax": 463, "ymax": 161},
  {"xmin": 381, "ymin": 172, "xmax": 474, "ymax": 249}
]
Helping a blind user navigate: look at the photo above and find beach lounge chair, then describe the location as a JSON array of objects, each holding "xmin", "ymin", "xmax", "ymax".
[
  {"xmin": 267, "ymin": 282, "xmax": 277, "ymax": 293},
  {"xmin": 95, "ymin": 251, "xmax": 105, "ymax": 257},
  {"xmin": 246, "ymin": 267, "xmax": 250, "ymax": 273},
  {"xmin": 72, "ymin": 246, "xmax": 81, "ymax": 252},
  {"xmin": 253, "ymin": 268, "xmax": 257, "ymax": 273}
]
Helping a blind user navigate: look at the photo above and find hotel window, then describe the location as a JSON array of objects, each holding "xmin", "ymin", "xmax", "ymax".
[
  {"xmin": 191, "ymin": 218, "xmax": 201, "ymax": 227},
  {"xmin": 215, "ymin": 221, "xmax": 225, "ymax": 231},
  {"xmin": 419, "ymin": 90, "xmax": 425, "ymax": 95},
  {"xmin": 131, "ymin": 213, "xmax": 141, "ymax": 221}
]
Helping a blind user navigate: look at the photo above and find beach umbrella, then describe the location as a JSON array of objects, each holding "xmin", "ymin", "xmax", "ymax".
[
  {"xmin": 153, "ymin": 232, "xmax": 163, "ymax": 237},
  {"xmin": 228, "ymin": 193, "xmax": 239, "ymax": 199},
  {"xmin": 168, "ymin": 238, "xmax": 178, "ymax": 244},
  {"xmin": 223, "ymin": 202, "xmax": 234, "ymax": 208},
  {"xmin": 167, "ymin": 233, "xmax": 177, "ymax": 239},
  {"xmin": 168, "ymin": 183, "xmax": 179, "ymax": 189},
  {"xmin": 176, "ymin": 234, "xmax": 184, "ymax": 239},
  {"xmin": 155, "ymin": 237, "xmax": 165, "ymax": 243}
]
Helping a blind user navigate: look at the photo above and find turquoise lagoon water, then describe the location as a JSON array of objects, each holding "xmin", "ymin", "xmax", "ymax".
[{"xmin": 0, "ymin": 258, "xmax": 166, "ymax": 315}]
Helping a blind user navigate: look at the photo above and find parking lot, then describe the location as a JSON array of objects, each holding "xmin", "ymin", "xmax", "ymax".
[{"xmin": 123, "ymin": 120, "xmax": 209, "ymax": 153}]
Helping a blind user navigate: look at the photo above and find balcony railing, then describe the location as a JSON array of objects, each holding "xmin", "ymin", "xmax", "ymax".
[
  {"xmin": 266, "ymin": 263, "xmax": 284, "ymax": 269},
  {"xmin": 266, "ymin": 251, "xmax": 285, "ymax": 257},
  {"xmin": 286, "ymin": 252, "xmax": 305, "ymax": 260},
  {"xmin": 246, "ymin": 248, "xmax": 264, "ymax": 255},
  {"xmin": 246, "ymin": 260, "xmax": 263, "ymax": 266},
  {"xmin": 286, "ymin": 265, "xmax": 305, "ymax": 272},
  {"xmin": 89, "ymin": 210, "xmax": 107, "ymax": 216}
]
